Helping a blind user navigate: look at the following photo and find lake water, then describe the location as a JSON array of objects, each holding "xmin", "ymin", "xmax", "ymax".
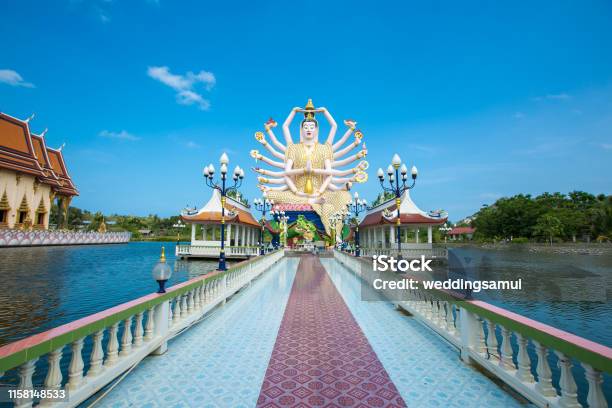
[{"xmin": 0, "ymin": 242, "xmax": 220, "ymax": 346}]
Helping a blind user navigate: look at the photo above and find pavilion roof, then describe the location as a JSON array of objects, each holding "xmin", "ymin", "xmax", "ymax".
[
  {"xmin": 359, "ymin": 190, "xmax": 447, "ymax": 228},
  {"xmin": 0, "ymin": 112, "xmax": 78, "ymax": 196},
  {"xmin": 181, "ymin": 189, "xmax": 260, "ymax": 227},
  {"xmin": 449, "ymin": 227, "xmax": 475, "ymax": 235}
]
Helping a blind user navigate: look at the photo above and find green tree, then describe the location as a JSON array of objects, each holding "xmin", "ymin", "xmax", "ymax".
[{"xmin": 533, "ymin": 214, "xmax": 563, "ymax": 246}]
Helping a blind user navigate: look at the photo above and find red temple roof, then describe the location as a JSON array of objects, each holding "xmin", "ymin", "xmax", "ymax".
[
  {"xmin": 0, "ymin": 112, "xmax": 78, "ymax": 196},
  {"xmin": 449, "ymin": 227, "xmax": 475, "ymax": 235}
]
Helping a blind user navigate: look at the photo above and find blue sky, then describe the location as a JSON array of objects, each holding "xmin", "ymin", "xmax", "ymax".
[{"xmin": 1, "ymin": 0, "xmax": 611, "ymax": 220}]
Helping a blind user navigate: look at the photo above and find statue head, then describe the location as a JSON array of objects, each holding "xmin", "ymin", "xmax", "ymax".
[{"xmin": 300, "ymin": 114, "xmax": 318, "ymax": 143}]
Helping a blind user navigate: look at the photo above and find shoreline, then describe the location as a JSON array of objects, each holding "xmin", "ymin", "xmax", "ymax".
[{"xmin": 447, "ymin": 241, "xmax": 612, "ymax": 256}]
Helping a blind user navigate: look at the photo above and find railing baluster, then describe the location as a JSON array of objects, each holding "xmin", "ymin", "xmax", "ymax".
[
  {"xmin": 144, "ymin": 306, "xmax": 155, "ymax": 341},
  {"xmin": 485, "ymin": 319, "xmax": 499, "ymax": 360},
  {"xmin": 474, "ymin": 318, "xmax": 487, "ymax": 357},
  {"xmin": 533, "ymin": 341, "xmax": 556, "ymax": 398},
  {"xmin": 582, "ymin": 363, "xmax": 607, "ymax": 408},
  {"xmin": 555, "ymin": 351, "xmax": 580, "ymax": 408},
  {"xmin": 120, "ymin": 316, "xmax": 133, "ymax": 356},
  {"xmin": 515, "ymin": 333, "xmax": 534, "ymax": 382},
  {"xmin": 88, "ymin": 330, "xmax": 105, "ymax": 376},
  {"xmin": 181, "ymin": 293, "xmax": 188, "ymax": 318},
  {"xmin": 499, "ymin": 326, "xmax": 515, "ymax": 370},
  {"xmin": 105, "ymin": 322, "xmax": 119, "ymax": 366},
  {"xmin": 187, "ymin": 289, "xmax": 194, "ymax": 314},
  {"xmin": 133, "ymin": 312, "xmax": 144, "ymax": 347},
  {"xmin": 41, "ymin": 347, "xmax": 63, "ymax": 404},
  {"xmin": 67, "ymin": 337, "xmax": 85, "ymax": 391},
  {"xmin": 445, "ymin": 302, "xmax": 456, "ymax": 335},
  {"xmin": 173, "ymin": 296, "xmax": 182, "ymax": 324},
  {"xmin": 194, "ymin": 285, "xmax": 201, "ymax": 310},
  {"xmin": 15, "ymin": 358, "xmax": 38, "ymax": 408}
]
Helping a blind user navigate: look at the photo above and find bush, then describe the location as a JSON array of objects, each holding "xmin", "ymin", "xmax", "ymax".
[{"xmin": 511, "ymin": 237, "xmax": 529, "ymax": 244}]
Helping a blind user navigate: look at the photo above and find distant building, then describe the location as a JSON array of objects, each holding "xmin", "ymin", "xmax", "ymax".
[
  {"xmin": 0, "ymin": 112, "xmax": 78, "ymax": 230},
  {"xmin": 448, "ymin": 227, "xmax": 476, "ymax": 240}
]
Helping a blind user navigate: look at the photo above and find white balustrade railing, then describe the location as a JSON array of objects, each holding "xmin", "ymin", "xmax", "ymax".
[
  {"xmin": 359, "ymin": 245, "xmax": 448, "ymax": 259},
  {"xmin": 0, "ymin": 230, "xmax": 131, "ymax": 247},
  {"xmin": 176, "ymin": 244, "xmax": 259, "ymax": 257},
  {"xmin": 0, "ymin": 250, "xmax": 284, "ymax": 407},
  {"xmin": 334, "ymin": 250, "xmax": 611, "ymax": 408}
]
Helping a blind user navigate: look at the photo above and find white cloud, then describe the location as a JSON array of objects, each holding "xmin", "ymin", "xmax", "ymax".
[
  {"xmin": 601, "ymin": 143, "xmax": 612, "ymax": 150},
  {"xmin": 513, "ymin": 112, "xmax": 525, "ymax": 119},
  {"xmin": 533, "ymin": 93, "xmax": 571, "ymax": 102},
  {"xmin": 185, "ymin": 141, "xmax": 200, "ymax": 149},
  {"xmin": 147, "ymin": 66, "xmax": 216, "ymax": 110},
  {"xmin": 0, "ymin": 69, "xmax": 35, "ymax": 88},
  {"xmin": 99, "ymin": 130, "xmax": 140, "ymax": 141}
]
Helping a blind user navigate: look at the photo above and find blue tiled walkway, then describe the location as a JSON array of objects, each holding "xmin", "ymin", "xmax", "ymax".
[
  {"xmin": 320, "ymin": 258, "xmax": 526, "ymax": 408},
  {"xmin": 99, "ymin": 258, "xmax": 299, "ymax": 408},
  {"xmin": 99, "ymin": 256, "xmax": 526, "ymax": 408}
]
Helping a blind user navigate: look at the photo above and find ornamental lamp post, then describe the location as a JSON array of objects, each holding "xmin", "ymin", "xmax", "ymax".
[
  {"xmin": 203, "ymin": 153, "xmax": 244, "ymax": 271},
  {"xmin": 439, "ymin": 223, "xmax": 452, "ymax": 243},
  {"xmin": 347, "ymin": 191, "xmax": 368, "ymax": 257},
  {"xmin": 253, "ymin": 194, "xmax": 273, "ymax": 255},
  {"xmin": 378, "ymin": 154, "xmax": 417, "ymax": 256},
  {"xmin": 152, "ymin": 246, "xmax": 173, "ymax": 293}
]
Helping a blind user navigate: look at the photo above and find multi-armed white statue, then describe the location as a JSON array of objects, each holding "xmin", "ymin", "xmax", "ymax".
[{"xmin": 251, "ymin": 99, "xmax": 368, "ymax": 235}]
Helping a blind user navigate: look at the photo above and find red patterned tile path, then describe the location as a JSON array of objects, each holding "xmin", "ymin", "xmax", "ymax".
[{"xmin": 257, "ymin": 255, "xmax": 406, "ymax": 408}]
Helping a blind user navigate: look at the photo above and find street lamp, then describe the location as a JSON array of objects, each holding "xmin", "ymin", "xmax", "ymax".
[
  {"xmin": 439, "ymin": 223, "xmax": 452, "ymax": 243},
  {"xmin": 347, "ymin": 191, "xmax": 368, "ymax": 257},
  {"xmin": 203, "ymin": 152, "xmax": 244, "ymax": 271},
  {"xmin": 378, "ymin": 154, "xmax": 418, "ymax": 255},
  {"xmin": 253, "ymin": 194, "xmax": 273, "ymax": 255},
  {"xmin": 152, "ymin": 246, "xmax": 172, "ymax": 293}
]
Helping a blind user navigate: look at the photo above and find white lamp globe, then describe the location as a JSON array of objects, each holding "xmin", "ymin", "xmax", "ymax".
[
  {"xmin": 392, "ymin": 153, "xmax": 402, "ymax": 168},
  {"xmin": 220, "ymin": 152, "xmax": 229, "ymax": 165},
  {"xmin": 152, "ymin": 247, "xmax": 173, "ymax": 293}
]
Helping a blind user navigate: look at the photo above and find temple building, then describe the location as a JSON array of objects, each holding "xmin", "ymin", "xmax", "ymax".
[
  {"xmin": 359, "ymin": 190, "xmax": 447, "ymax": 250},
  {"xmin": 0, "ymin": 112, "xmax": 78, "ymax": 230},
  {"xmin": 177, "ymin": 189, "xmax": 260, "ymax": 259}
]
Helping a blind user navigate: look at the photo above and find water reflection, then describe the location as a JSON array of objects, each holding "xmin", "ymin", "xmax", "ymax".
[
  {"xmin": 0, "ymin": 242, "xmax": 220, "ymax": 346},
  {"xmin": 441, "ymin": 246, "xmax": 612, "ymax": 346}
]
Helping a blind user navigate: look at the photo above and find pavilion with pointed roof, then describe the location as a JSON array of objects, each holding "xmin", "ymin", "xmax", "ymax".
[
  {"xmin": 359, "ymin": 189, "xmax": 447, "ymax": 250},
  {"xmin": 0, "ymin": 111, "xmax": 78, "ymax": 230},
  {"xmin": 178, "ymin": 189, "xmax": 261, "ymax": 259}
]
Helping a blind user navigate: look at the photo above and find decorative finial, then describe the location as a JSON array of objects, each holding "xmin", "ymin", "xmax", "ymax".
[
  {"xmin": 58, "ymin": 142, "xmax": 66, "ymax": 152},
  {"xmin": 25, "ymin": 113, "xmax": 35, "ymax": 123},
  {"xmin": 40, "ymin": 128, "xmax": 48, "ymax": 138},
  {"xmin": 305, "ymin": 99, "xmax": 315, "ymax": 111},
  {"xmin": 160, "ymin": 246, "xmax": 166, "ymax": 263}
]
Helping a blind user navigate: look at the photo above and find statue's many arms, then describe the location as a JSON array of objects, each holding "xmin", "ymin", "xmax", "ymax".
[{"xmin": 251, "ymin": 99, "xmax": 368, "ymax": 235}]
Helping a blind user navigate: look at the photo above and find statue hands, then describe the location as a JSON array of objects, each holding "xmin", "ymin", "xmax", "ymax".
[{"xmin": 344, "ymin": 119, "xmax": 357, "ymax": 129}]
